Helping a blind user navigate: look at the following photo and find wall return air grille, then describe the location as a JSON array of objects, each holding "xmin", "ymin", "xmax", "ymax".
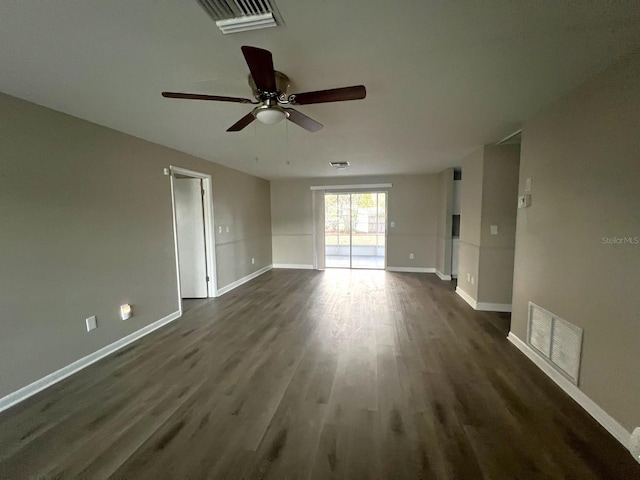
[
  {"xmin": 527, "ymin": 302, "xmax": 583, "ymax": 385},
  {"xmin": 196, "ymin": 0, "xmax": 280, "ymax": 34}
]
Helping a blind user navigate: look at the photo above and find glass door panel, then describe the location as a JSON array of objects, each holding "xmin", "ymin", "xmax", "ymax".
[
  {"xmin": 324, "ymin": 191, "xmax": 386, "ymax": 269},
  {"xmin": 325, "ymin": 193, "xmax": 352, "ymax": 268}
]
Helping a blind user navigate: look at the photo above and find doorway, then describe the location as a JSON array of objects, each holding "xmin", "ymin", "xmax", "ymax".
[
  {"xmin": 170, "ymin": 166, "xmax": 217, "ymax": 303},
  {"xmin": 324, "ymin": 192, "xmax": 386, "ymax": 269}
]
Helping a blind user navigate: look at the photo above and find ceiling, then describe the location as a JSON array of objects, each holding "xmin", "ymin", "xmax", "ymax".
[{"xmin": 1, "ymin": 1, "xmax": 639, "ymax": 180}]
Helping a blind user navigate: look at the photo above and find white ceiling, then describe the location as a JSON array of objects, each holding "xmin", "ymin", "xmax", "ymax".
[{"xmin": 1, "ymin": 1, "xmax": 639, "ymax": 180}]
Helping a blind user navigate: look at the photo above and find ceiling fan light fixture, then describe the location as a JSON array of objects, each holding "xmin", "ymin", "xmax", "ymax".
[{"xmin": 254, "ymin": 105, "xmax": 286, "ymax": 125}]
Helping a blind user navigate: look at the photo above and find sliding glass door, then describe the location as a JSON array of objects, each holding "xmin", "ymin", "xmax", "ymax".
[{"xmin": 324, "ymin": 192, "xmax": 386, "ymax": 269}]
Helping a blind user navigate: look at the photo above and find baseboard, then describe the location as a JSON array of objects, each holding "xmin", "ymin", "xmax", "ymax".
[
  {"xmin": 507, "ymin": 332, "xmax": 631, "ymax": 450},
  {"xmin": 0, "ymin": 309, "xmax": 182, "ymax": 414},
  {"xmin": 435, "ymin": 270, "xmax": 452, "ymax": 281},
  {"xmin": 476, "ymin": 302, "xmax": 512, "ymax": 312},
  {"xmin": 272, "ymin": 263, "xmax": 314, "ymax": 270},
  {"xmin": 386, "ymin": 267, "xmax": 436, "ymax": 273},
  {"xmin": 455, "ymin": 287, "xmax": 512, "ymax": 312},
  {"xmin": 456, "ymin": 286, "xmax": 478, "ymax": 308},
  {"xmin": 216, "ymin": 264, "xmax": 273, "ymax": 296}
]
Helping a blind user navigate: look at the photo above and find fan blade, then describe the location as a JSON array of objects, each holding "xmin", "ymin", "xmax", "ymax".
[
  {"xmin": 288, "ymin": 85, "xmax": 366, "ymax": 105},
  {"xmin": 162, "ymin": 92, "xmax": 254, "ymax": 104},
  {"xmin": 241, "ymin": 46, "xmax": 276, "ymax": 92},
  {"xmin": 284, "ymin": 108, "xmax": 323, "ymax": 132},
  {"xmin": 227, "ymin": 112, "xmax": 256, "ymax": 132}
]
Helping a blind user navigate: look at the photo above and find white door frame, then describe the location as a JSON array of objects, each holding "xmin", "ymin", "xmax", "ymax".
[{"xmin": 169, "ymin": 166, "xmax": 218, "ymax": 313}]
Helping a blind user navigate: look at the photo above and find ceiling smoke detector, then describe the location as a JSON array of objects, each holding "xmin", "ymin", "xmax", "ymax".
[
  {"xmin": 196, "ymin": 0, "xmax": 280, "ymax": 34},
  {"xmin": 329, "ymin": 161, "xmax": 350, "ymax": 170}
]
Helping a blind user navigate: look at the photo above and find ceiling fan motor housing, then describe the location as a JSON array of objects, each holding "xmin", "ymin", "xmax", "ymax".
[{"xmin": 248, "ymin": 71, "xmax": 290, "ymax": 101}]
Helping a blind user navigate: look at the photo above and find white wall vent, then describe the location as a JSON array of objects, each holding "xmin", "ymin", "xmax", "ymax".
[
  {"xmin": 329, "ymin": 161, "xmax": 350, "ymax": 170},
  {"xmin": 527, "ymin": 302, "xmax": 583, "ymax": 385},
  {"xmin": 196, "ymin": 0, "xmax": 281, "ymax": 34}
]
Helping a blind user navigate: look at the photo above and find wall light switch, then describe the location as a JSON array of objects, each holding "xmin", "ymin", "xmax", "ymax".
[
  {"xmin": 467, "ymin": 273, "xmax": 471, "ymax": 282},
  {"xmin": 120, "ymin": 304, "xmax": 132, "ymax": 321},
  {"xmin": 251, "ymin": 257, "xmax": 255, "ymax": 264},
  {"xmin": 491, "ymin": 225, "xmax": 498, "ymax": 235},
  {"xmin": 86, "ymin": 316, "xmax": 97, "ymax": 332},
  {"xmin": 471, "ymin": 275, "xmax": 475, "ymax": 285},
  {"xmin": 218, "ymin": 226, "xmax": 222, "ymax": 234},
  {"xmin": 525, "ymin": 177, "xmax": 532, "ymax": 192},
  {"xmin": 226, "ymin": 226, "xmax": 230, "ymax": 233},
  {"xmin": 390, "ymin": 221, "xmax": 395, "ymax": 228}
]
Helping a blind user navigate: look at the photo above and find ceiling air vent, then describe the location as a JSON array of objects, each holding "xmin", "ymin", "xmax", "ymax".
[
  {"xmin": 329, "ymin": 162, "xmax": 350, "ymax": 170},
  {"xmin": 196, "ymin": 0, "xmax": 280, "ymax": 34}
]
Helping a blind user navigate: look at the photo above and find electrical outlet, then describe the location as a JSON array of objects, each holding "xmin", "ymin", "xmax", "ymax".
[
  {"xmin": 409, "ymin": 253, "xmax": 414, "ymax": 259},
  {"xmin": 491, "ymin": 225, "xmax": 498, "ymax": 235},
  {"xmin": 390, "ymin": 221, "xmax": 395, "ymax": 228},
  {"xmin": 467, "ymin": 273, "xmax": 471, "ymax": 282},
  {"xmin": 525, "ymin": 177, "xmax": 532, "ymax": 192},
  {"xmin": 251, "ymin": 257, "xmax": 255, "ymax": 264},
  {"xmin": 120, "ymin": 304, "xmax": 132, "ymax": 321},
  {"xmin": 218, "ymin": 226, "xmax": 222, "ymax": 234},
  {"xmin": 85, "ymin": 316, "xmax": 97, "ymax": 332},
  {"xmin": 518, "ymin": 195, "xmax": 531, "ymax": 208},
  {"xmin": 630, "ymin": 427, "xmax": 640, "ymax": 464},
  {"xmin": 471, "ymin": 275, "xmax": 475, "ymax": 285}
]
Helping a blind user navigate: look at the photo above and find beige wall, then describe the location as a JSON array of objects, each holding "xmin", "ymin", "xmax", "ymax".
[
  {"xmin": 0, "ymin": 93, "xmax": 271, "ymax": 398},
  {"xmin": 478, "ymin": 145, "xmax": 520, "ymax": 304},
  {"xmin": 511, "ymin": 53, "xmax": 640, "ymax": 432},
  {"xmin": 458, "ymin": 148, "xmax": 484, "ymax": 299},
  {"xmin": 271, "ymin": 175, "xmax": 439, "ymax": 269},
  {"xmin": 435, "ymin": 168, "xmax": 454, "ymax": 276},
  {"xmin": 458, "ymin": 145, "xmax": 520, "ymax": 305}
]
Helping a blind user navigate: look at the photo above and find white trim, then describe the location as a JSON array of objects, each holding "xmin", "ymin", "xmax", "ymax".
[
  {"xmin": 477, "ymin": 302, "xmax": 512, "ymax": 312},
  {"xmin": 456, "ymin": 286, "xmax": 478, "ymax": 308},
  {"xmin": 272, "ymin": 263, "xmax": 314, "ymax": 270},
  {"xmin": 496, "ymin": 128, "xmax": 523, "ymax": 146},
  {"xmin": 436, "ymin": 270, "xmax": 452, "ymax": 281},
  {"xmin": 507, "ymin": 332, "xmax": 632, "ymax": 450},
  {"xmin": 312, "ymin": 191, "xmax": 319, "ymax": 270},
  {"xmin": 168, "ymin": 172, "xmax": 183, "ymax": 315},
  {"xmin": 455, "ymin": 287, "xmax": 511, "ymax": 312},
  {"xmin": 216, "ymin": 264, "xmax": 273, "ymax": 296},
  {"xmin": 310, "ymin": 183, "xmax": 392, "ymax": 191},
  {"xmin": 386, "ymin": 267, "xmax": 436, "ymax": 273},
  {"xmin": 0, "ymin": 310, "xmax": 181, "ymax": 414},
  {"xmin": 169, "ymin": 166, "xmax": 218, "ymax": 299}
]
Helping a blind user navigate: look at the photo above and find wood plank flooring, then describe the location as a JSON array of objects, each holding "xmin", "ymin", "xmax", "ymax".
[{"xmin": 1, "ymin": 269, "xmax": 638, "ymax": 479}]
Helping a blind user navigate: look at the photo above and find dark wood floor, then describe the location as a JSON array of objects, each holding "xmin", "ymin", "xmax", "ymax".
[{"xmin": 1, "ymin": 270, "xmax": 638, "ymax": 479}]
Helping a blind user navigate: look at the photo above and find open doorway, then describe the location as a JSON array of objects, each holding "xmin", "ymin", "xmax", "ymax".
[
  {"xmin": 324, "ymin": 192, "xmax": 386, "ymax": 269},
  {"xmin": 170, "ymin": 166, "xmax": 217, "ymax": 305}
]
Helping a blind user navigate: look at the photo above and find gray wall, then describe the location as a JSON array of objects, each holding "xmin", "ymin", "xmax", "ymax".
[
  {"xmin": 0, "ymin": 93, "xmax": 272, "ymax": 398},
  {"xmin": 458, "ymin": 145, "xmax": 520, "ymax": 305},
  {"xmin": 511, "ymin": 53, "xmax": 640, "ymax": 432},
  {"xmin": 271, "ymin": 175, "xmax": 439, "ymax": 269},
  {"xmin": 435, "ymin": 168, "xmax": 454, "ymax": 277},
  {"xmin": 478, "ymin": 145, "xmax": 520, "ymax": 304},
  {"xmin": 458, "ymin": 148, "xmax": 484, "ymax": 299}
]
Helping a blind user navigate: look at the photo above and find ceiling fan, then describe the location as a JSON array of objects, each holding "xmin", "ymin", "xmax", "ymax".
[{"xmin": 162, "ymin": 46, "xmax": 366, "ymax": 133}]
